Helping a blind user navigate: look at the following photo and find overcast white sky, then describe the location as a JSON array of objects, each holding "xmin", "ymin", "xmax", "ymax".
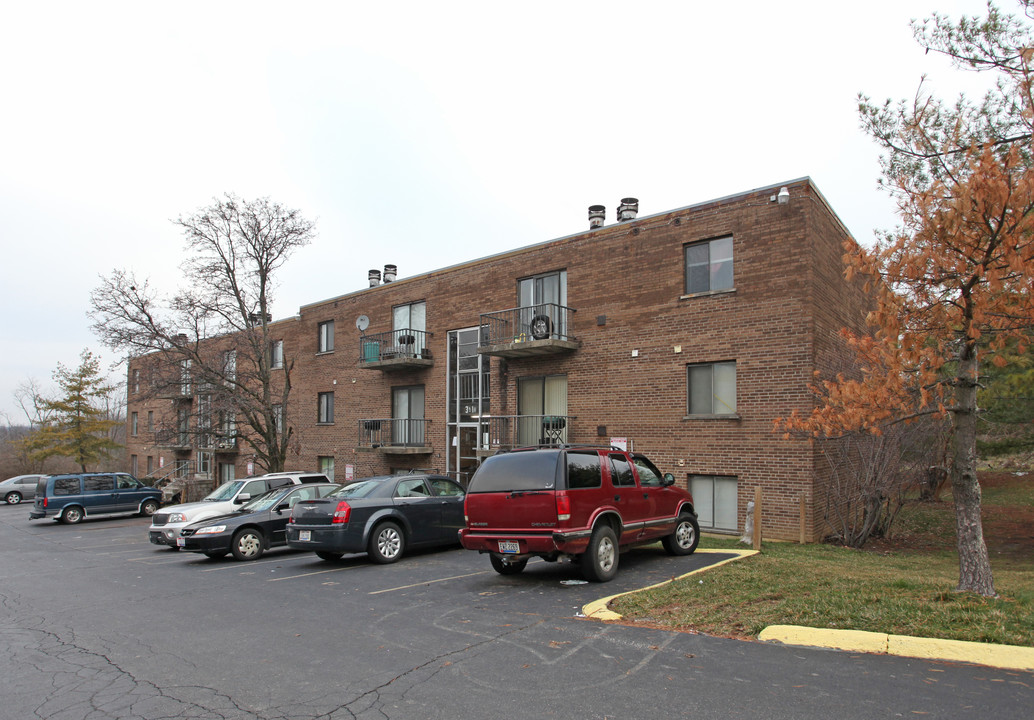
[{"xmin": 0, "ymin": 0, "xmax": 1003, "ymax": 423}]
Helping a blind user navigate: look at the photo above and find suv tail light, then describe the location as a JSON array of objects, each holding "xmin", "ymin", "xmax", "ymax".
[
  {"xmin": 555, "ymin": 492, "xmax": 571, "ymax": 522},
  {"xmin": 331, "ymin": 500, "xmax": 351, "ymax": 524}
]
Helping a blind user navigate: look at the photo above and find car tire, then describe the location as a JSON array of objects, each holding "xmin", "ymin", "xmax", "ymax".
[
  {"xmin": 204, "ymin": 551, "xmax": 227, "ymax": 559},
  {"xmin": 5, "ymin": 491, "xmax": 22, "ymax": 505},
  {"xmin": 61, "ymin": 506, "xmax": 84, "ymax": 524},
  {"xmin": 530, "ymin": 314, "xmax": 553, "ymax": 340},
  {"xmin": 316, "ymin": 551, "xmax": 343, "ymax": 562},
  {"xmin": 231, "ymin": 529, "xmax": 264, "ymax": 561},
  {"xmin": 368, "ymin": 521, "xmax": 404, "ymax": 564},
  {"xmin": 662, "ymin": 513, "xmax": 700, "ymax": 556},
  {"xmin": 139, "ymin": 499, "xmax": 159, "ymax": 517},
  {"xmin": 582, "ymin": 525, "xmax": 619, "ymax": 582},
  {"xmin": 490, "ymin": 554, "xmax": 528, "ymax": 575}
]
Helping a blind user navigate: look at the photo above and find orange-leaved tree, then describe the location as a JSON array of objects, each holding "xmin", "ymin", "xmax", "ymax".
[{"xmin": 779, "ymin": 1, "xmax": 1034, "ymax": 596}]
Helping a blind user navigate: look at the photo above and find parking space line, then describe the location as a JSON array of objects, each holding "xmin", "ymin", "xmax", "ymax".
[
  {"xmin": 368, "ymin": 569, "xmax": 490, "ymax": 595},
  {"xmin": 200, "ymin": 556, "xmax": 307, "ymax": 572},
  {"xmin": 267, "ymin": 565, "xmax": 366, "ymax": 582}
]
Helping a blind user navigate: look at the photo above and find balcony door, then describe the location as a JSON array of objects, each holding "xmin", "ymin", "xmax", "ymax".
[
  {"xmin": 517, "ymin": 375, "xmax": 568, "ymax": 445},
  {"xmin": 518, "ymin": 270, "xmax": 566, "ymax": 339},
  {"xmin": 392, "ymin": 385, "xmax": 425, "ymax": 446}
]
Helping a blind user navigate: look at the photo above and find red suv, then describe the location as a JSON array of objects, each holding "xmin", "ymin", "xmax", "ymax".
[{"xmin": 459, "ymin": 446, "xmax": 699, "ymax": 582}]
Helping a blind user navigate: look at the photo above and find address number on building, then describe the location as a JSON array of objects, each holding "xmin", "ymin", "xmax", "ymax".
[{"xmin": 498, "ymin": 541, "xmax": 519, "ymax": 554}]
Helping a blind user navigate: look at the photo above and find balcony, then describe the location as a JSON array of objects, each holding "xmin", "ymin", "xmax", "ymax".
[
  {"xmin": 473, "ymin": 414, "xmax": 575, "ymax": 455},
  {"xmin": 478, "ymin": 303, "xmax": 580, "ymax": 358},
  {"xmin": 213, "ymin": 436, "xmax": 239, "ymax": 454},
  {"xmin": 154, "ymin": 429, "xmax": 191, "ymax": 451},
  {"xmin": 357, "ymin": 418, "xmax": 433, "ymax": 455},
  {"xmin": 358, "ymin": 329, "xmax": 434, "ymax": 371}
]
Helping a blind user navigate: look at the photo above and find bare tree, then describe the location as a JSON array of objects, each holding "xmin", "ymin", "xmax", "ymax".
[{"xmin": 89, "ymin": 194, "xmax": 316, "ymax": 474}]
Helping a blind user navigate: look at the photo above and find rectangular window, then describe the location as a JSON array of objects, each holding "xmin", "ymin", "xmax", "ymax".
[
  {"xmin": 518, "ymin": 270, "xmax": 567, "ymax": 339},
  {"xmin": 318, "ymin": 321, "xmax": 335, "ymax": 353},
  {"xmin": 690, "ymin": 475, "xmax": 738, "ymax": 531},
  {"xmin": 687, "ymin": 361, "xmax": 737, "ymax": 415},
  {"xmin": 131, "ymin": 455, "xmax": 139, "ymax": 476},
  {"xmin": 147, "ymin": 411, "xmax": 154, "ymax": 433},
  {"xmin": 146, "ymin": 456, "xmax": 154, "ymax": 475},
  {"xmin": 223, "ymin": 350, "xmax": 237, "ymax": 382},
  {"xmin": 319, "ymin": 456, "xmax": 335, "ymax": 481},
  {"xmin": 220, "ymin": 462, "xmax": 236, "ymax": 482},
  {"xmin": 132, "ymin": 368, "xmax": 140, "ymax": 394},
  {"xmin": 318, "ymin": 392, "xmax": 335, "ymax": 424},
  {"xmin": 131, "ymin": 412, "xmax": 138, "ymax": 436},
  {"xmin": 270, "ymin": 340, "xmax": 284, "ymax": 369},
  {"xmin": 684, "ymin": 236, "xmax": 734, "ymax": 295},
  {"xmin": 393, "ymin": 301, "xmax": 427, "ymax": 356},
  {"xmin": 180, "ymin": 359, "xmax": 191, "ymax": 395},
  {"xmin": 197, "ymin": 451, "xmax": 212, "ymax": 476}
]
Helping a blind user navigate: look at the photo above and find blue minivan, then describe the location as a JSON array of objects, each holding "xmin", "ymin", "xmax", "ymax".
[{"xmin": 29, "ymin": 473, "xmax": 161, "ymax": 524}]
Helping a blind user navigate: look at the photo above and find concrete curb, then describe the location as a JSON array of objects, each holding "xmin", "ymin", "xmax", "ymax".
[
  {"xmin": 580, "ymin": 549, "xmax": 1034, "ymax": 673},
  {"xmin": 581, "ymin": 548, "xmax": 759, "ymax": 621},
  {"xmin": 759, "ymin": 625, "xmax": 1034, "ymax": 672}
]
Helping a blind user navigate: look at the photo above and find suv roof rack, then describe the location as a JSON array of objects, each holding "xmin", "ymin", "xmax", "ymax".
[{"xmin": 503, "ymin": 443, "xmax": 628, "ymax": 453}]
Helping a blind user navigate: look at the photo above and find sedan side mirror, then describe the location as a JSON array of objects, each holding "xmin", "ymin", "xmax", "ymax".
[
  {"xmin": 235, "ymin": 493, "xmax": 251, "ymax": 504},
  {"xmin": 662, "ymin": 473, "xmax": 676, "ymax": 487}
]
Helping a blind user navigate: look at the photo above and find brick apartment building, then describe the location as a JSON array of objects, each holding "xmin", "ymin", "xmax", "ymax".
[{"xmin": 125, "ymin": 177, "xmax": 870, "ymax": 541}]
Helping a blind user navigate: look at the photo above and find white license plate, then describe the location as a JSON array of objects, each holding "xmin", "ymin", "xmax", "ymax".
[
  {"xmin": 498, "ymin": 540, "xmax": 519, "ymax": 554},
  {"xmin": 176, "ymin": 537, "xmax": 186, "ymax": 547},
  {"xmin": 299, "ymin": 530, "xmax": 311, "ymax": 542}
]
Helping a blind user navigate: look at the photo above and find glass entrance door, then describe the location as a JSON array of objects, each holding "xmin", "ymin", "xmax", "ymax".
[{"xmin": 447, "ymin": 328, "xmax": 489, "ymax": 486}]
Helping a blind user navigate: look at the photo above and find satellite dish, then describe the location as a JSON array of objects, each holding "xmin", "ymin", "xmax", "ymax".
[{"xmin": 355, "ymin": 315, "xmax": 370, "ymax": 332}]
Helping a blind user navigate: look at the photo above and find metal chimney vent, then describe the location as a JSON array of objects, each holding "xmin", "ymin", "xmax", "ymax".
[
  {"xmin": 617, "ymin": 197, "xmax": 639, "ymax": 221},
  {"xmin": 588, "ymin": 205, "xmax": 606, "ymax": 229},
  {"xmin": 383, "ymin": 264, "xmax": 397, "ymax": 283},
  {"xmin": 368, "ymin": 269, "xmax": 382, "ymax": 287}
]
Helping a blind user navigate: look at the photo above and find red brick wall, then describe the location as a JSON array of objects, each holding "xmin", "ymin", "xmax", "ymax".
[{"xmin": 125, "ymin": 179, "xmax": 872, "ymax": 540}]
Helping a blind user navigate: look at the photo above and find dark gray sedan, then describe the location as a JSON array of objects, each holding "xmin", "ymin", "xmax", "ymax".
[
  {"xmin": 285, "ymin": 474, "xmax": 465, "ymax": 563},
  {"xmin": 1, "ymin": 474, "xmax": 44, "ymax": 504}
]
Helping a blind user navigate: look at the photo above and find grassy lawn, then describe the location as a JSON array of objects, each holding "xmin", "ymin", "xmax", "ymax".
[{"xmin": 609, "ymin": 472, "xmax": 1034, "ymax": 647}]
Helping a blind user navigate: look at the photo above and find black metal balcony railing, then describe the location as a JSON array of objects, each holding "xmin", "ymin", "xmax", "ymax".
[
  {"xmin": 358, "ymin": 418, "xmax": 431, "ymax": 448},
  {"xmin": 479, "ymin": 303, "xmax": 576, "ymax": 346},
  {"xmin": 154, "ymin": 429, "xmax": 191, "ymax": 449},
  {"xmin": 358, "ymin": 329, "xmax": 433, "ymax": 364},
  {"xmin": 475, "ymin": 414, "xmax": 574, "ymax": 451}
]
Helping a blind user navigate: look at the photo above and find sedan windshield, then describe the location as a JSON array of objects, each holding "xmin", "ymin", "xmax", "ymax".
[{"xmin": 204, "ymin": 481, "xmax": 245, "ymax": 502}]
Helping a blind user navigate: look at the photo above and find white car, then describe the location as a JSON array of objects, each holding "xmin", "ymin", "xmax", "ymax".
[{"xmin": 148, "ymin": 472, "xmax": 330, "ymax": 550}]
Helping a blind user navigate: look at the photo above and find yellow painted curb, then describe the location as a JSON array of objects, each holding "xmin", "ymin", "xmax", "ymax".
[
  {"xmin": 760, "ymin": 625, "xmax": 1034, "ymax": 672},
  {"xmin": 581, "ymin": 548, "xmax": 758, "ymax": 621}
]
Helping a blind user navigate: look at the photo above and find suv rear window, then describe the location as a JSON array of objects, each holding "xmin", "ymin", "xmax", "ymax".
[{"xmin": 468, "ymin": 451, "xmax": 560, "ymax": 493}]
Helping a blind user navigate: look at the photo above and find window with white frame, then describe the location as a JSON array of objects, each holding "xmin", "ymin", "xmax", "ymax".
[
  {"xmin": 319, "ymin": 456, "xmax": 335, "ymax": 480},
  {"xmin": 270, "ymin": 339, "xmax": 284, "ymax": 369},
  {"xmin": 687, "ymin": 361, "xmax": 737, "ymax": 416},
  {"xmin": 197, "ymin": 451, "xmax": 212, "ymax": 476},
  {"xmin": 132, "ymin": 368, "xmax": 140, "ymax": 393},
  {"xmin": 393, "ymin": 301, "xmax": 426, "ymax": 355},
  {"xmin": 318, "ymin": 321, "xmax": 334, "ymax": 353},
  {"xmin": 223, "ymin": 350, "xmax": 237, "ymax": 382},
  {"xmin": 684, "ymin": 236, "xmax": 734, "ymax": 295},
  {"xmin": 690, "ymin": 475, "xmax": 738, "ymax": 531},
  {"xmin": 273, "ymin": 404, "xmax": 284, "ymax": 435},
  {"xmin": 318, "ymin": 392, "xmax": 334, "ymax": 424}
]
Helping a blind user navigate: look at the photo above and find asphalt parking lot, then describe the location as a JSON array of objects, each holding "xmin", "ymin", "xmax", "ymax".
[{"xmin": 2, "ymin": 504, "xmax": 1031, "ymax": 720}]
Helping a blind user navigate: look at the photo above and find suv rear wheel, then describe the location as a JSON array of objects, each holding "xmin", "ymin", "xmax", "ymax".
[
  {"xmin": 490, "ymin": 555, "xmax": 528, "ymax": 575},
  {"xmin": 61, "ymin": 506, "xmax": 84, "ymax": 524},
  {"xmin": 662, "ymin": 513, "xmax": 700, "ymax": 555},
  {"xmin": 582, "ymin": 525, "xmax": 618, "ymax": 582}
]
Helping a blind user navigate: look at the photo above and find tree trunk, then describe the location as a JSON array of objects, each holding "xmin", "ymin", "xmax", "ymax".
[{"xmin": 951, "ymin": 351, "xmax": 996, "ymax": 597}]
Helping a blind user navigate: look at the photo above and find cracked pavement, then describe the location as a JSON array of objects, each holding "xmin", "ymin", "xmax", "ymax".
[{"xmin": 1, "ymin": 505, "xmax": 1030, "ymax": 719}]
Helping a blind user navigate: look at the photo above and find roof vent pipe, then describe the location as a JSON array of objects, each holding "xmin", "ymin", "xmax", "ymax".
[
  {"xmin": 383, "ymin": 264, "xmax": 397, "ymax": 283},
  {"xmin": 588, "ymin": 205, "xmax": 606, "ymax": 229},
  {"xmin": 368, "ymin": 269, "xmax": 381, "ymax": 287},
  {"xmin": 617, "ymin": 197, "xmax": 639, "ymax": 221}
]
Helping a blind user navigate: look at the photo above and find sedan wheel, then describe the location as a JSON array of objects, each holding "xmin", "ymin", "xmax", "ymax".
[
  {"xmin": 231, "ymin": 529, "xmax": 264, "ymax": 561},
  {"xmin": 4, "ymin": 492, "xmax": 22, "ymax": 505},
  {"xmin": 368, "ymin": 521, "xmax": 404, "ymax": 564}
]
